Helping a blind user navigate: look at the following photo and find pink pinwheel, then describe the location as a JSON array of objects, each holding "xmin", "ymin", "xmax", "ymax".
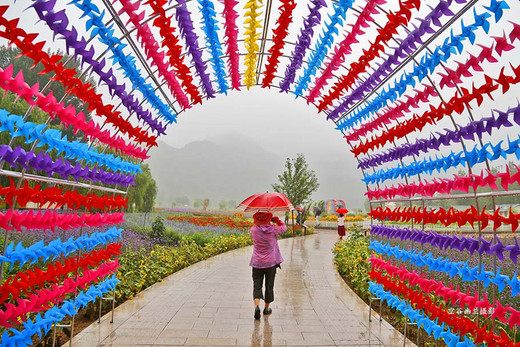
[{"xmin": 493, "ymin": 31, "xmax": 515, "ymax": 56}]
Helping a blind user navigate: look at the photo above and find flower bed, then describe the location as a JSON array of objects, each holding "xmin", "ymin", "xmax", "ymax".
[
  {"xmin": 333, "ymin": 225, "xmax": 520, "ymax": 345},
  {"xmin": 116, "ymin": 233, "xmax": 252, "ymax": 301},
  {"xmin": 332, "ymin": 226, "xmax": 371, "ymax": 299},
  {"xmin": 166, "ymin": 214, "xmax": 253, "ymax": 231}
]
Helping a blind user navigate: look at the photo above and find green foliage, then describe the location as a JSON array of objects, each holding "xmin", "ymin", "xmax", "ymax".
[
  {"xmin": 115, "ymin": 233, "xmax": 253, "ymax": 301},
  {"xmin": 298, "ymin": 202, "xmax": 313, "ymax": 225},
  {"xmin": 175, "ymin": 196, "xmax": 190, "ymax": 206},
  {"xmin": 218, "ymin": 200, "xmax": 227, "ymax": 210},
  {"xmin": 150, "ymin": 216, "xmax": 166, "ymax": 240},
  {"xmin": 332, "ymin": 224, "xmax": 371, "ymax": 300},
  {"xmin": 272, "ymin": 153, "xmax": 319, "ymax": 207},
  {"xmin": 278, "ymin": 225, "xmax": 314, "ymax": 239},
  {"xmin": 0, "ymin": 46, "xmax": 95, "ymax": 141},
  {"xmin": 182, "ymin": 232, "xmax": 214, "ymax": 247},
  {"xmin": 127, "ymin": 164, "xmax": 157, "ymax": 213}
]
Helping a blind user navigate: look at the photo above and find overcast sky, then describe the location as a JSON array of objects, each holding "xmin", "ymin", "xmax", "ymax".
[{"xmin": 163, "ymin": 87, "xmax": 352, "ymax": 157}]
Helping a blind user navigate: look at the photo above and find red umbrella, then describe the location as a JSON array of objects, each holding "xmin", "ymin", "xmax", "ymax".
[
  {"xmin": 237, "ymin": 192, "xmax": 294, "ymax": 212},
  {"xmin": 336, "ymin": 208, "xmax": 349, "ymax": 214},
  {"xmin": 294, "ymin": 206, "xmax": 304, "ymax": 212}
]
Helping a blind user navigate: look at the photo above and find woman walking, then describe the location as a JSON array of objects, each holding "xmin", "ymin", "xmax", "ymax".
[
  {"xmin": 249, "ymin": 211, "xmax": 286, "ymax": 319},
  {"xmin": 337, "ymin": 213, "xmax": 346, "ymax": 240}
]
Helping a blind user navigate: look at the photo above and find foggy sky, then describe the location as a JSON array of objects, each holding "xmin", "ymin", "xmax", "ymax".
[{"xmin": 160, "ymin": 88, "xmax": 367, "ymax": 208}]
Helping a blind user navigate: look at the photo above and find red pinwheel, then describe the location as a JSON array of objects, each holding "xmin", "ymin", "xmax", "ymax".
[
  {"xmin": 237, "ymin": 192, "xmax": 294, "ymax": 212},
  {"xmin": 506, "ymin": 208, "xmax": 520, "ymax": 232},
  {"xmin": 221, "ymin": 0, "xmax": 241, "ymax": 90},
  {"xmin": 307, "ymin": 0, "xmax": 380, "ymax": 103},
  {"xmin": 0, "ymin": 243, "xmax": 121, "ymax": 305},
  {"xmin": 262, "ymin": 0, "xmax": 296, "ymax": 88},
  {"xmin": 509, "ymin": 309, "xmax": 520, "ymax": 329},
  {"xmin": 316, "ymin": 0, "xmax": 419, "ymax": 111},
  {"xmin": 370, "ymin": 263, "xmax": 518, "ymax": 345},
  {"xmin": 0, "ymin": 16, "xmax": 158, "ymax": 146}
]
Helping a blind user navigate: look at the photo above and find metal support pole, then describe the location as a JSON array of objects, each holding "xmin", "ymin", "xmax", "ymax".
[
  {"xmin": 99, "ymin": 295, "xmax": 117, "ymax": 323},
  {"xmin": 403, "ymin": 318, "xmax": 408, "ymax": 347},
  {"xmin": 98, "ymin": 296, "xmax": 103, "ymax": 323},
  {"xmin": 52, "ymin": 323, "xmax": 72, "ymax": 347},
  {"xmin": 111, "ymin": 288, "xmax": 116, "ymax": 323},
  {"xmin": 368, "ymin": 297, "xmax": 382, "ymax": 322},
  {"xmin": 403, "ymin": 320, "xmax": 417, "ymax": 347},
  {"xmin": 69, "ymin": 314, "xmax": 75, "ymax": 347}
]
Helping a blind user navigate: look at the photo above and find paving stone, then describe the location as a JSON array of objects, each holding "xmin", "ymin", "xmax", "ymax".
[
  {"xmin": 184, "ymin": 337, "xmax": 236, "ymax": 345},
  {"xmin": 152, "ymin": 336, "xmax": 188, "ymax": 346},
  {"xmin": 156, "ymin": 329, "xmax": 210, "ymax": 338},
  {"xmin": 67, "ymin": 230, "xmax": 413, "ymax": 347}
]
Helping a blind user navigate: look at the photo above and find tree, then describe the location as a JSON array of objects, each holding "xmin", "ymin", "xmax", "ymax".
[
  {"xmin": 175, "ymin": 196, "xmax": 190, "ymax": 206},
  {"xmin": 219, "ymin": 200, "xmax": 227, "ymax": 210},
  {"xmin": 0, "ymin": 46, "xmax": 99, "ymax": 189},
  {"xmin": 127, "ymin": 164, "xmax": 157, "ymax": 212},
  {"xmin": 272, "ymin": 154, "xmax": 319, "ymax": 207},
  {"xmin": 0, "ymin": 46, "xmax": 94, "ymax": 121},
  {"xmin": 193, "ymin": 198, "xmax": 202, "ymax": 209}
]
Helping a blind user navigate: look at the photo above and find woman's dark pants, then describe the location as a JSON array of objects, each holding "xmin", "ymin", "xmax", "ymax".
[{"xmin": 252, "ymin": 266, "xmax": 277, "ymax": 303}]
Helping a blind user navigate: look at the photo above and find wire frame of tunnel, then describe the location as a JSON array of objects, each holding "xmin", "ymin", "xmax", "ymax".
[{"xmin": 0, "ymin": 0, "xmax": 519, "ymax": 345}]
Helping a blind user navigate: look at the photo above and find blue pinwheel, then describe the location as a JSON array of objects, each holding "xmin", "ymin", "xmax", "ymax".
[{"xmin": 484, "ymin": 0, "xmax": 510, "ymax": 22}]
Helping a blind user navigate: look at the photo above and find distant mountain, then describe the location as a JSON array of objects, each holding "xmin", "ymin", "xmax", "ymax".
[
  {"xmin": 146, "ymin": 134, "xmax": 284, "ymax": 208},
  {"xmin": 146, "ymin": 133, "xmax": 366, "ymax": 210}
]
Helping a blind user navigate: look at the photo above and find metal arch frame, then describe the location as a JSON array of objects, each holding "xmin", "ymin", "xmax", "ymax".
[
  {"xmin": 0, "ymin": 0, "xmax": 508, "ymax": 276},
  {"xmin": 120, "ymin": 3, "xmax": 516, "ymax": 338},
  {"xmin": 1, "ymin": 0, "xmax": 518, "ymax": 343},
  {"xmin": 333, "ymin": 0, "xmax": 483, "ymax": 122},
  {"xmin": 328, "ymin": 1, "xmax": 502, "ymax": 329},
  {"xmin": 102, "ymin": 0, "xmax": 403, "ymax": 119},
  {"xmin": 39, "ymin": 0, "xmax": 512, "ymax": 241}
]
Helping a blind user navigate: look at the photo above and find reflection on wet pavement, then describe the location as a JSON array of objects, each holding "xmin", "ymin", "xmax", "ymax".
[{"xmin": 69, "ymin": 229, "xmax": 413, "ymax": 346}]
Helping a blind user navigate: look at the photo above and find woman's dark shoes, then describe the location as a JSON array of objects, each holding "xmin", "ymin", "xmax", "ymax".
[
  {"xmin": 263, "ymin": 307, "xmax": 272, "ymax": 315},
  {"xmin": 254, "ymin": 306, "xmax": 261, "ymax": 320}
]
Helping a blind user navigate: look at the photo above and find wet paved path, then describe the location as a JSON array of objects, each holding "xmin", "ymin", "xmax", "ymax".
[{"xmin": 70, "ymin": 229, "xmax": 412, "ymax": 346}]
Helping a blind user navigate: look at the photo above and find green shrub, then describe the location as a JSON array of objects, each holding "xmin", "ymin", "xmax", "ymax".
[
  {"xmin": 183, "ymin": 232, "xmax": 215, "ymax": 246},
  {"xmin": 150, "ymin": 216, "xmax": 166, "ymax": 240},
  {"xmin": 332, "ymin": 225, "xmax": 370, "ymax": 300},
  {"xmin": 163, "ymin": 230, "xmax": 183, "ymax": 245},
  {"xmin": 278, "ymin": 225, "xmax": 314, "ymax": 239},
  {"xmin": 115, "ymin": 233, "xmax": 253, "ymax": 301}
]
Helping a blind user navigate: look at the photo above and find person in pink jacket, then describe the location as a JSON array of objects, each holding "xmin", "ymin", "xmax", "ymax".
[{"xmin": 249, "ymin": 211, "xmax": 287, "ymax": 320}]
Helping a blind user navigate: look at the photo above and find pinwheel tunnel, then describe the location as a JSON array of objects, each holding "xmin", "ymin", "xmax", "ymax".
[{"xmin": 0, "ymin": 0, "xmax": 520, "ymax": 345}]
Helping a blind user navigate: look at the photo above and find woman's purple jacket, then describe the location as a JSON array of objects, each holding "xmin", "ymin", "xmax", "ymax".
[{"xmin": 249, "ymin": 222, "xmax": 287, "ymax": 269}]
